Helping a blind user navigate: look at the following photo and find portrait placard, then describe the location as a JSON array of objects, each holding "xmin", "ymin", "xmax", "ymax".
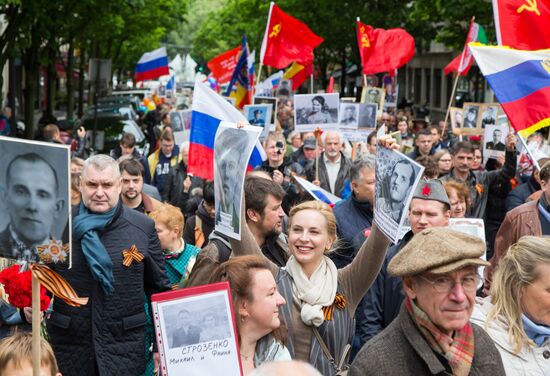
[
  {"xmin": 152, "ymin": 282, "xmax": 242, "ymax": 376},
  {"xmin": 449, "ymin": 217, "xmax": 487, "ymax": 279},
  {"xmin": 450, "ymin": 107, "xmax": 463, "ymax": 131},
  {"xmin": 170, "ymin": 111, "xmax": 185, "ymax": 132},
  {"xmin": 294, "ymin": 93, "xmax": 340, "ymax": 132},
  {"xmin": 374, "ymin": 147, "xmax": 424, "ymax": 244},
  {"xmin": 480, "ymin": 103, "xmax": 500, "ymax": 129},
  {"xmin": 182, "ymin": 110, "xmax": 192, "ymax": 130},
  {"xmin": 0, "ymin": 136, "xmax": 71, "ymax": 265},
  {"xmin": 339, "ymin": 103, "xmax": 360, "ymax": 128},
  {"xmin": 214, "ymin": 122, "xmax": 261, "ymax": 240},
  {"xmin": 277, "ymin": 79, "xmax": 293, "ymax": 98},
  {"xmin": 253, "ymin": 96, "xmax": 278, "ymax": 129},
  {"xmin": 461, "ymin": 103, "xmax": 483, "ymax": 135},
  {"xmin": 483, "ymin": 122, "xmax": 509, "ymax": 164},
  {"xmin": 361, "ymin": 86, "xmax": 385, "ymax": 111},
  {"xmin": 243, "ymin": 104, "xmax": 272, "ymax": 141}
]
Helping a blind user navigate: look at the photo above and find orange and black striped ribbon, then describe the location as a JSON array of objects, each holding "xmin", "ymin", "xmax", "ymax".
[
  {"xmin": 122, "ymin": 245, "xmax": 144, "ymax": 267},
  {"xmin": 31, "ymin": 264, "xmax": 89, "ymax": 307},
  {"xmin": 322, "ymin": 292, "xmax": 348, "ymax": 321}
]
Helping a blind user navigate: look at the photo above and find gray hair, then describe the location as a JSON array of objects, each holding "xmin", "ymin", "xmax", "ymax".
[
  {"xmin": 180, "ymin": 141, "xmax": 190, "ymax": 151},
  {"xmin": 350, "ymin": 155, "xmax": 375, "ymax": 182},
  {"xmin": 321, "ymin": 130, "xmax": 344, "ymax": 145},
  {"xmin": 82, "ymin": 154, "xmax": 120, "ymax": 181}
]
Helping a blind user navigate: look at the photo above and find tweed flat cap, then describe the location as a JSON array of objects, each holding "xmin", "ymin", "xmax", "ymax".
[
  {"xmin": 388, "ymin": 227, "xmax": 489, "ymax": 277},
  {"xmin": 412, "ymin": 179, "xmax": 450, "ymax": 207}
]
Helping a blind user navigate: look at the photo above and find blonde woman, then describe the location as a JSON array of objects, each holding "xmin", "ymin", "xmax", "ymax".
[{"xmin": 471, "ymin": 236, "xmax": 550, "ymax": 375}]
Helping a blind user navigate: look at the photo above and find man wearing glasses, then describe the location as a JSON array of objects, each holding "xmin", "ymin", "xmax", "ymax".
[
  {"xmin": 350, "ymin": 228, "xmax": 504, "ymax": 375},
  {"xmin": 358, "ymin": 179, "xmax": 451, "ymax": 347}
]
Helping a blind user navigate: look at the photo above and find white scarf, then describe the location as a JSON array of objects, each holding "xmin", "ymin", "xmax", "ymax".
[{"xmin": 285, "ymin": 255, "xmax": 338, "ymax": 327}]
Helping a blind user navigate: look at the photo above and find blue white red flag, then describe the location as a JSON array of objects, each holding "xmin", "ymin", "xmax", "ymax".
[
  {"xmin": 294, "ymin": 176, "xmax": 342, "ymax": 207},
  {"xmin": 469, "ymin": 43, "xmax": 550, "ymax": 137},
  {"xmin": 189, "ymin": 79, "xmax": 266, "ymax": 180},
  {"xmin": 134, "ymin": 47, "xmax": 170, "ymax": 82}
]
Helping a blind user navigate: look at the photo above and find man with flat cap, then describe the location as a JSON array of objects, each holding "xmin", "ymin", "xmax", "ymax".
[
  {"xmin": 358, "ymin": 179, "xmax": 451, "ymax": 347},
  {"xmin": 350, "ymin": 228, "xmax": 505, "ymax": 375}
]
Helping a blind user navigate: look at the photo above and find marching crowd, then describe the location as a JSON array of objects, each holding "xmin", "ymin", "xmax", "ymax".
[{"xmin": 2, "ymin": 91, "xmax": 550, "ymax": 376}]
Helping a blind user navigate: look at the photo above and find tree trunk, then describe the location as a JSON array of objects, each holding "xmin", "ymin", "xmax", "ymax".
[
  {"xmin": 23, "ymin": 57, "xmax": 38, "ymax": 139},
  {"xmin": 46, "ymin": 47, "xmax": 57, "ymax": 117},
  {"xmin": 340, "ymin": 49, "xmax": 346, "ymax": 96},
  {"xmin": 77, "ymin": 48, "xmax": 85, "ymax": 118},
  {"xmin": 66, "ymin": 40, "xmax": 75, "ymax": 120}
]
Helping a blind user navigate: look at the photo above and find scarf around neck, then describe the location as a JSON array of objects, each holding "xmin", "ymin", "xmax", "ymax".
[
  {"xmin": 405, "ymin": 297, "xmax": 474, "ymax": 376},
  {"xmin": 522, "ymin": 313, "xmax": 550, "ymax": 347},
  {"xmin": 285, "ymin": 255, "xmax": 338, "ymax": 327},
  {"xmin": 72, "ymin": 202, "xmax": 118, "ymax": 294}
]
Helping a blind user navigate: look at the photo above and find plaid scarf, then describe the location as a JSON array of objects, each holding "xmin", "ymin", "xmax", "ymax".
[{"xmin": 405, "ymin": 297, "xmax": 474, "ymax": 376}]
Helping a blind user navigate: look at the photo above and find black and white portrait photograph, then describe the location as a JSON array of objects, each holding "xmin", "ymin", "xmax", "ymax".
[
  {"xmin": 481, "ymin": 104, "xmax": 499, "ymax": 128},
  {"xmin": 182, "ymin": 109, "xmax": 192, "ymax": 130},
  {"xmin": 361, "ymin": 86, "xmax": 385, "ymax": 110},
  {"xmin": 0, "ymin": 137, "xmax": 71, "ymax": 264},
  {"xmin": 253, "ymin": 96, "xmax": 278, "ymax": 129},
  {"xmin": 339, "ymin": 103, "xmax": 359, "ymax": 128},
  {"xmin": 383, "ymin": 75, "xmax": 398, "ymax": 108},
  {"xmin": 374, "ymin": 147, "xmax": 424, "ymax": 244},
  {"xmin": 450, "ymin": 107, "xmax": 463, "ymax": 130},
  {"xmin": 152, "ymin": 284, "xmax": 241, "ymax": 376},
  {"xmin": 277, "ymin": 79, "xmax": 292, "ymax": 97},
  {"xmin": 462, "ymin": 103, "xmax": 481, "ymax": 130},
  {"xmin": 294, "ymin": 93, "xmax": 339, "ymax": 132},
  {"xmin": 244, "ymin": 104, "xmax": 272, "ymax": 141},
  {"xmin": 358, "ymin": 103, "xmax": 378, "ymax": 128},
  {"xmin": 483, "ymin": 123, "xmax": 509, "ymax": 163},
  {"xmin": 214, "ymin": 122, "xmax": 261, "ymax": 240},
  {"xmin": 161, "ymin": 294, "xmax": 231, "ymax": 349},
  {"xmin": 170, "ymin": 111, "xmax": 184, "ymax": 132}
]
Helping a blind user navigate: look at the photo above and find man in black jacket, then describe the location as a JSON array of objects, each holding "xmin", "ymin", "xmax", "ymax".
[
  {"xmin": 46, "ymin": 154, "xmax": 170, "ymax": 376},
  {"xmin": 506, "ymin": 157, "xmax": 548, "ymax": 211}
]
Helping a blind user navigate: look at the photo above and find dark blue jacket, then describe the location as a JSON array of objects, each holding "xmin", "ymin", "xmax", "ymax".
[
  {"xmin": 331, "ymin": 194, "xmax": 373, "ymax": 268},
  {"xmin": 506, "ymin": 174, "xmax": 540, "ymax": 212},
  {"xmin": 356, "ymin": 231, "xmax": 413, "ymax": 347}
]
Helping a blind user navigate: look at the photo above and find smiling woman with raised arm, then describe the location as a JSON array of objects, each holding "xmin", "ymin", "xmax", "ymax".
[{"xmin": 229, "ymin": 137, "xmax": 395, "ymax": 375}]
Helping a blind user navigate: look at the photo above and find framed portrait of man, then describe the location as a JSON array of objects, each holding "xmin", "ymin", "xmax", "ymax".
[
  {"xmin": 361, "ymin": 86, "xmax": 385, "ymax": 111},
  {"xmin": 213, "ymin": 122, "xmax": 261, "ymax": 240},
  {"xmin": 358, "ymin": 103, "xmax": 378, "ymax": 128},
  {"xmin": 170, "ymin": 111, "xmax": 185, "ymax": 132},
  {"xmin": 483, "ymin": 123, "xmax": 509, "ymax": 163},
  {"xmin": 294, "ymin": 93, "xmax": 340, "ymax": 132},
  {"xmin": 480, "ymin": 104, "xmax": 500, "ymax": 129},
  {"xmin": 0, "ymin": 137, "xmax": 71, "ymax": 265},
  {"xmin": 152, "ymin": 282, "xmax": 241, "ymax": 376},
  {"xmin": 253, "ymin": 96, "xmax": 278, "ymax": 129},
  {"xmin": 462, "ymin": 103, "xmax": 483, "ymax": 135},
  {"xmin": 243, "ymin": 104, "xmax": 272, "ymax": 141},
  {"xmin": 339, "ymin": 103, "xmax": 360, "ymax": 128},
  {"xmin": 374, "ymin": 147, "xmax": 424, "ymax": 244}
]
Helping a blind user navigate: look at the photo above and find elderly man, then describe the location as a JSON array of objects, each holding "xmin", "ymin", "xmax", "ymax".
[
  {"xmin": 305, "ymin": 130, "xmax": 351, "ymax": 197},
  {"xmin": 0, "ymin": 153, "xmax": 65, "ymax": 262},
  {"xmin": 359, "ymin": 179, "xmax": 450, "ymax": 347},
  {"xmin": 46, "ymin": 154, "xmax": 169, "ymax": 376},
  {"xmin": 332, "ymin": 156, "xmax": 375, "ymax": 268},
  {"xmin": 350, "ymin": 228, "xmax": 504, "ymax": 375}
]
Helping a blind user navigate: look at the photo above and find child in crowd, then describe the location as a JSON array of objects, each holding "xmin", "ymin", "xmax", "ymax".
[{"xmin": 0, "ymin": 332, "xmax": 61, "ymax": 376}]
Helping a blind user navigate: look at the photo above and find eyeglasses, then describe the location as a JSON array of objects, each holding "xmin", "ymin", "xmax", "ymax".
[{"xmin": 418, "ymin": 274, "xmax": 481, "ymax": 293}]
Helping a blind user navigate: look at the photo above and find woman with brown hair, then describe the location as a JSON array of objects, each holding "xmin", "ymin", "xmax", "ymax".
[
  {"xmin": 210, "ymin": 255, "xmax": 289, "ymax": 375},
  {"xmin": 443, "ymin": 180, "xmax": 471, "ymax": 218}
]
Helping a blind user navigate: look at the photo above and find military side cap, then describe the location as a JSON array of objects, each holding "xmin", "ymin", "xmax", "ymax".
[
  {"xmin": 412, "ymin": 179, "xmax": 450, "ymax": 207},
  {"xmin": 387, "ymin": 227, "xmax": 489, "ymax": 277}
]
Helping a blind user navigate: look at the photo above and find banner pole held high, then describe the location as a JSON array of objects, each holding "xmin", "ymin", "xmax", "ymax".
[{"xmin": 32, "ymin": 274, "xmax": 41, "ymax": 376}]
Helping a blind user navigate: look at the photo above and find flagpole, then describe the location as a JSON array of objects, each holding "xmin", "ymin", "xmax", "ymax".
[
  {"xmin": 310, "ymin": 73, "xmax": 314, "ymax": 93},
  {"xmin": 442, "ymin": 16, "xmax": 475, "ymax": 137},
  {"xmin": 258, "ymin": 2, "xmax": 274, "ymax": 89},
  {"xmin": 256, "ymin": 63, "xmax": 263, "ymax": 88}
]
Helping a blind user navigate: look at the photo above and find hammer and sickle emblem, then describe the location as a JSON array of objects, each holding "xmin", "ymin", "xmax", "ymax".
[
  {"xmin": 517, "ymin": 0, "xmax": 541, "ymax": 16},
  {"xmin": 360, "ymin": 27, "xmax": 370, "ymax": 48},
  {"xmin": 269, "ymin": 23, "xmax": 281, "ymax": 38},
  {"xmin": 541, "ymin": 60, "xmax": 550, "ymax": 74}
]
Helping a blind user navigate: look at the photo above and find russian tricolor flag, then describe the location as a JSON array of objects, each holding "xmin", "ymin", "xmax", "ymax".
[
  {"xmin": 469, "ymin": 43, "xmax": 550, "ymax": 137},
  {"xmin": 134, "ymin": 47, "xmax": 170, "ymax": 82},
  {"xmin": 294, "ymin": 176, "xmax": 342, "ymax": 207},
  {"xmin": 188, "ymin": 79, "xmax": 266, "ymax": 180}
]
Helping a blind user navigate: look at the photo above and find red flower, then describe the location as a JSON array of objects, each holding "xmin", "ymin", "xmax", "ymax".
[{"xmin": 0, "ymin": 265, "xmax": 50, "ymax": 311}]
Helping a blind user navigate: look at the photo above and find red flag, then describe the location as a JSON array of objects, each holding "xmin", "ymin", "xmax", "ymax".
[
  {"xmin": 283, "ymin": 60, "xmax": 313, "ymax": 90},
  {"xmin": 444, "ymin": 21, "xmax": 487, "ymax": 76},
  {"xmin": 327, "ymin": 76, "xmax": 334, "ymax": 93},
  {"xmin": 493, "ymin": 0, "xmax": 550, "ymax": 50},
  {"xmin": 260, "ymin": 3, "xmax": 324, "ymax": 69},
  {"xmin": 444, "ymin": 54, "xmax": 469, "ymax": 76},
  {"xmin": 356, "ymin": 19, "xmax": 415, "ymax": 75},
  {"xmin": 207, "ymin": 46, "xmax": 240, "ymax": 84}
]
